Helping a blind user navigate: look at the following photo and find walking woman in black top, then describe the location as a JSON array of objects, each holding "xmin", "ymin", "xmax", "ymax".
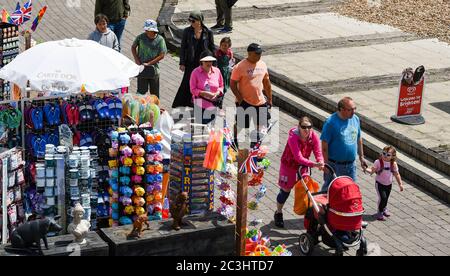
[{"xmin": 172, "ymin": 10, "xmax": 215, "ymax": 108}]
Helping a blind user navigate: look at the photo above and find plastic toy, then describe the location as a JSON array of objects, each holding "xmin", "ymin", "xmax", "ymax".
[
  {"xmin": 133, "ymin": 146, "xmax": 145, "ymax": 157},
  {"xmin": 133, "ymin": 166, "xmax": 145, "ymax": 176},
  {"xmin": 120, "ymin": 186, "xmax": 133, "ymax": 197},
  {"xmin": 108, "ymin": 160, "xmax": 118, "ymax": 169},
  {"xmin": 154, "ymin": 192, "xmax": 162, "ymax": 201},
  {"xmin": 153, "ymin": 183, "xmax": 162, "ymax": 192},
  {"xmin": 121, "ymin": 157, "xmax": 133, "ymax": 167},
  {"xmin": 146, "ymin": 194, "xmax": 155, "ymax": 203},
  {"xmin": 124, "ymin": 205, "xmax": 135, "ymax": 215},
  {"xmin": 119, "ymin": 216, "xmax": 133, "ymax": 225},
  {"xmin": 131, "ymin": 133, "xmax": 145, "ymax": 146},
  {"xmin": 110, "ymin": 131, "xmax": 119, "ymax": 141},
  {"xmin": 119, "ymin": 176, "xmax": 131, "ymax": 186},
  {"xmin": 119, "ymin": 167, "xmax": 131, "ymax": 175},
  {"xmin": 146, "ymin": 184, "xmax": 155, "ymax": 194},
  {"xmin": 133, "ymin": 186, "xmax": 145, "ymax": 197},
  {"xmin": 119, "ymin": 133, "xmax": 131, "ymax": 144},
  {"xmin": 120, "ymin": 146, "xmax": 133, "ymax": 157},
  {"xmin": 133, "ymin": 156, "xmax": 145, "ymax": 166},
  {"xmin": 110, "ymin": 169, "xmax": 119, "ymax": 178},
  {"xmin": 131, "ymin": 175, "xmax": 142, "ymax": 184},
  {"xmin": 133, "ymin": 196, "xmax": 145, "ymax": 207},
  {"xmin": 120, "ymin": 196, "xmax": 132, "ymax": 206},
  {"xmin": 135, "ymin": 206, "xmax": 146, "ymax": 216},
  {"xmin": 145, "ymin": 133, "xmax": 155, "ymax": 144},
  {"xmin": 112, "ymin": 212, "xmax": 120, "ymax": 221}
]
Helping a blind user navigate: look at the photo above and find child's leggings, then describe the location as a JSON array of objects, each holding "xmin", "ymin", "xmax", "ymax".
[{"xmin": 376, "ymin": 181, "xmax": 392, "ymax": 213}]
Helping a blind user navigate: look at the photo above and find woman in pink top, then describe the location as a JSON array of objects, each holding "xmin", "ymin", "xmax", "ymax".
[
  {"xmin": 274, "ymin": 116, "xmax": 324, "ymax": 228},
  {"xmin": 190, "ymin": 50, "xmax": 224, "ymax": 125}
]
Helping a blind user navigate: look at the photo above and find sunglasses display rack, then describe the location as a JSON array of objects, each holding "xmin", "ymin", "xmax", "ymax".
[
  {"xmin": 0, "ymin": 23, "xmax": 20, "ymax": 101},
  {"xmin": 169, "ymin": 126, "xmax": 214, "ymax": 216},
  {"xmin": 0, "ymin": 147, "xmax": 25, "ymax": 245}
]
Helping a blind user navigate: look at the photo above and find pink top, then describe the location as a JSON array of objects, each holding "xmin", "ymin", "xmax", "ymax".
[
  {"xmin": 374, "ymin": 159, "xmax": 399, "ymax": 185},
  {"xmin": 190, "ymin": 66, "xmax": 224, "ymax": 110},
  {"xmin": 280, "ymin": 128, "xmax": 324, "ymax": 174}
]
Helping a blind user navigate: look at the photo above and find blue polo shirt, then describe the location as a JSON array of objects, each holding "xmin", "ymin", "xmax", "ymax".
[{"xmin": 321, "ymin": 113, "xmax": 361, "ymax": 162}]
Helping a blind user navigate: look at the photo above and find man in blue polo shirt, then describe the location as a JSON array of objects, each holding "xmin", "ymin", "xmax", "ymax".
[{"xmin": 321, "ymin": 97, "xmax": 368, "ymax": 192}]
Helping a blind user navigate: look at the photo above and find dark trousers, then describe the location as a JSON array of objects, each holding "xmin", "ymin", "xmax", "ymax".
[
  {"xmin": 234, "ymin": 100, "xmax": 270, "ymax": 148},
  {"xmin": 376, "ymin": 182, "xmax": 392, "ymax": 213},
  {"xmin": 108, "ymin": 19, "xmax": 127, "ymax": 51},
  {"xmin": 215, "ymin": 0, "xmax": 233, "ymax": 28},
  {"xmin": 137, "ymin": 76, "xmax": 160, "ymax": 98}
]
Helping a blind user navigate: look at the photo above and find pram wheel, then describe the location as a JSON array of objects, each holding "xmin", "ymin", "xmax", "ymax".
[
  {"xmin": 299, "ymin": 233, "xmax": 315, "ymax": 256},
  {"xmin": 356, "ymin": 235, "xmax": 368, "ymax": 256}
]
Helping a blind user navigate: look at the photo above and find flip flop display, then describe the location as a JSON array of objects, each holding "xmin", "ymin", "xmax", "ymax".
[
  {"xmin": 31, "ymin": 107, "xmax": 44, "ymax": 130},
  {"xmin": 43, "ymin": 103, "xmax": 61, "ymax": 126}
]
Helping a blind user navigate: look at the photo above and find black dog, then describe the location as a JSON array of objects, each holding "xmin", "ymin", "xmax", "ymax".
[{"xmin": 9, "ymin": 216, "xmax": 63, "ymax": 255}]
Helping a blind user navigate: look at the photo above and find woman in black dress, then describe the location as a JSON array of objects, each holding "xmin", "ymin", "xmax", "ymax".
[{"xmin": 172, "ymin": 11, "xmax": 215, "ymax": 108}]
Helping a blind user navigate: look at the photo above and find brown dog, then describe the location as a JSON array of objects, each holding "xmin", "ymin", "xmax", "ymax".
[
  {"xmin": 127, "ymin": 214, "xmax": 150, "ymax": 239},
  {"xmin": 170, "ymin": 192, "xmax": 189, "ymax": 231}
]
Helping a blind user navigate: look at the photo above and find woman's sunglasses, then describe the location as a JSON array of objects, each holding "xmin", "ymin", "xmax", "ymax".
[
  {"xmin": 300, "ymin": 125, "xmax": 312, "ymax": 130},
  {"xmin": 188, "ymin": 18, "xmax": 197, "ymax": 23},
  {"xmin": 382, "ymin": 151, "xmax": 393, "ymax": 157}
]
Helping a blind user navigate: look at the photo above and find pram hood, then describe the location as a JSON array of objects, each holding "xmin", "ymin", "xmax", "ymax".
[{"xmin": 327, "ymin": 176, "xmax": 364, "ymax": 231}]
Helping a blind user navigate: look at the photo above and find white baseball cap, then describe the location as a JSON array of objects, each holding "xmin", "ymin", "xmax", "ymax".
[
  {"xmin": 200, "ymin": 56, "xmax": 217, "ymax": 62},
  {"xmin": 143, "ymin": 19, "xmax": 158, "ymax": 32}
]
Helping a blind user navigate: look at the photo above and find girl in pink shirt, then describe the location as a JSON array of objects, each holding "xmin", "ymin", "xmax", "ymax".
[
  {"xmin": 275, "ymin": 116, "xmax": 324, "ymax": 228},
  {"xmin": 365, "ymin": 146, "xmax": 404, "ymax": 221},
  {"xmin": 190, "ymin": 51, "xmax": 224, "ymax": 124}
]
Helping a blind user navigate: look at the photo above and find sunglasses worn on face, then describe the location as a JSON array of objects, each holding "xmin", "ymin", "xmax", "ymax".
[
  {"xmin": 300, "ymin": 125, "xmax": 312, "ymax": 130},
  {"xmin": 382, "ymin": 152, "xmax": 392, "ymax": 157},
  {"xmin": 189, "ymin": 18, "xmax": 196, "ymax": 23}
]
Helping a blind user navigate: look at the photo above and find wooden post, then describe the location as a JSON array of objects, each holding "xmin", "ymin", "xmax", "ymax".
[
  {"xmin": 24, "ymin": 31, "xmax": 32, "ymax": 50},
  {"xmin": 24, "ymin": 31, "xmax": 32, "ymax": 97},
  {"xmin": 236, "ymin": 149, "xmax": 248, "ymax": 256}
]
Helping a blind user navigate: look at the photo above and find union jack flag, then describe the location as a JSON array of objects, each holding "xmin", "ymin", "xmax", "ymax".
[
  {"xmin": 11, "ymin": 0, "xmax": 33, "ymax": 26},
  {"xmin": 239, "ymin": 148, "xmax": 260, "ymax": 174}
]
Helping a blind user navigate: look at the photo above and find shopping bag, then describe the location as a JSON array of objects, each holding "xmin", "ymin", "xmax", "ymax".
[{"xmin": 293, "ymin": 175, "xmax": 319, "ymax": 215}]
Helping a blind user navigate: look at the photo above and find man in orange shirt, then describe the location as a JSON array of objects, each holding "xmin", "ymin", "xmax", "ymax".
[{"xmin": 230, "ymin": 43, "xmax": 272, "ymax": 148}]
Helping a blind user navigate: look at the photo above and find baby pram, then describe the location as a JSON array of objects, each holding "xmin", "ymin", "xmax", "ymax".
[{"xmin": 298, "ymin": 164, "xmax": 368, "ymax": 256}]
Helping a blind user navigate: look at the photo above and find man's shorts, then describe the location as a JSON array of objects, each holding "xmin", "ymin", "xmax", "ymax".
[{"xmin": 235, "ymin": 100, "xmax": 271, "ymax": 129}]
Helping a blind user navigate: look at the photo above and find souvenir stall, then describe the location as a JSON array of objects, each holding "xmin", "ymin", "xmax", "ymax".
[
  {"xmin": 23, "ymin": 93, "xmax": 123, "ymax": 231},
  {"xmin": 0, "ymin": 7, "xmax": 141, "ymax": 238}
]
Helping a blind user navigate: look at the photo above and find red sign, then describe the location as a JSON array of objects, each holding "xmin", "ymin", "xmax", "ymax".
[{"xmin": 396, "ymin": 79, "xmax": 425, "ymax": 117}]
